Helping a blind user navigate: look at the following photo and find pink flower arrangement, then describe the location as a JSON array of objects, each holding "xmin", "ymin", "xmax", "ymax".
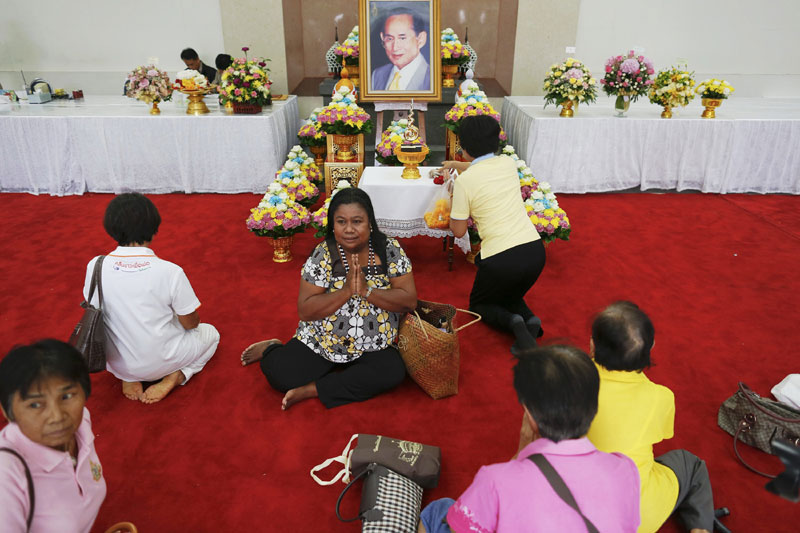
[
  {"xmin": 317, "ymin": 86, "xmax": 374, "ymax": 135},
  {"xmin": 601, "ymin": 51, "xmax": 654, "ymax": 100},
  {"xmin": 246, "ymin": 183, "xmax": 310, "ymax": 238},
  {"xmin": 125, "ymin": 65, "xmax": 173, "ymax": 103}
]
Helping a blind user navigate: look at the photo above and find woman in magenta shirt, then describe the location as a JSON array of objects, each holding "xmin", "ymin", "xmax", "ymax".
[
  {"xmin": 0, "ymin": 340, "xmax": 106, "ymax": 533},
  {"xmin": 419, "ymin": 345, "xmax": 641, "ymax": 533}
]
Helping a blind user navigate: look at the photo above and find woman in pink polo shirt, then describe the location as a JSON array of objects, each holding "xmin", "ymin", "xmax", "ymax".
[
  {"xmin": 0, "ymin": 339, "xmax": 106, "ymax": 533},
  {"xmin": 419, "ymin": 345, "xmax": 641, "ymax": 533}
]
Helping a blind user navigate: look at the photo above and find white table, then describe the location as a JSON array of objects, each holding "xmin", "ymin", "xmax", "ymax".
[
  {"xmin": 358, "ymin": 166, "xmax": 470, "ymax": 257},
  {"xmin": 501, "ymin": 96, "xmax": 800, "ymax": 194},
  {"xmin": 0, "ymin": 95, "xmax": 300, "ymax": 195}
]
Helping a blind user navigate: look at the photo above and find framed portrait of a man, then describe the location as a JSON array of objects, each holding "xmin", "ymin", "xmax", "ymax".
[{"xmin": 358, "ymin": 0, "xmax": 441, "ymax": 102}]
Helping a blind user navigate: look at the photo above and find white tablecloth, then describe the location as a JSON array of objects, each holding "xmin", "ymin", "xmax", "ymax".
[
  {"xmin": 0, "ymin": 95, "xmax": 300, "ymax": 195},
  {"xmin": 359, "ymin": 166, "xmax": 469, "ymax": 252},
  {"xmin": 501, "ymin": 96, "xmax": 800, "ymax": 194}
]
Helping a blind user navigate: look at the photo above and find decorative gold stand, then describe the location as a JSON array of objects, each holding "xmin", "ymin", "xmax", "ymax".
[
  {"xmin": 396, "ymin": 145, "xmax": 430, "ymax": 179},
  {"xmin": 701, "ymin": 98, "xmax": 723, "ymax": 119},
  {"xmin": 150, "ymin": 101, "xmax": 161, "ymax": 115},
  {"xmin": 309, "ymin": 145, "xmax": 327, "ymax": 166},
  {"xmin": 559, "ymin": 100, "xmax": 576, "ymax": 117},
  {"xmin": 270, "ymin": 236, "xmax": 294, "ymax": 263},
  {"xmin": 180, "ymin": 88, "xmax": 211, "ymax": 115},
  {"xmin": 324, "ymin": 133, "xmax": 365, "ymax": 191},
  {"xmin": 442, "ymin": 64, "xmax": 459, "ymax": 88},
  {"xmin": 661, "ymin": 105, "xmax": 673, "ymax": 119}
]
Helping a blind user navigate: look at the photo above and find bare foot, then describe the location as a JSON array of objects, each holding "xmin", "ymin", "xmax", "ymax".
[
  {"xmin": 241, "ymin": 338, "xmax": 281, "ymax": 366},
  {"xmin": 141, "ymin": 370, "xmax": 184, "ymax": 404},
  {"xmin": 122, "ymin": 381, "xmax": 143, "ymax": 401},
  {"xmin": 282, "ymin": 383, "xmax": 318, "ymax": 410}
]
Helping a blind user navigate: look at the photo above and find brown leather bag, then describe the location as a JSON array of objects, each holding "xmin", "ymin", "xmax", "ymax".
[{"xmin": 69, "ymin": 256, "xmax": 107, "ymax": 373}]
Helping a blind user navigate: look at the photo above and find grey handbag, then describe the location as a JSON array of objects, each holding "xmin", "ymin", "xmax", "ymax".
[
  {"xmin": 336, "ymin": 463, "xmax": 423, "ymax": 533},
  {"xmin": 68, "ymin": 256, "xmax": 107, "ymax": 373}
]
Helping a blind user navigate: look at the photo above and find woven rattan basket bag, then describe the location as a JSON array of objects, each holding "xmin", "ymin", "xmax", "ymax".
[{"xmin": 396, "ymin": 300, "xmax": 481, "ymax": 399}]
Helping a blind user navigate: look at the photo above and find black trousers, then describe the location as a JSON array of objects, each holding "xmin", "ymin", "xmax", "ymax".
[
  {"xmin": 656, "ymin": 449, "xmax": 715, "ymax": 531},
  {"xmin": 260, "ymin": 338, "xmax": 406, "ymax": 408},
  {"xmin": 469, "ymin": 240, "xmax": 546, "ymax": 332}
]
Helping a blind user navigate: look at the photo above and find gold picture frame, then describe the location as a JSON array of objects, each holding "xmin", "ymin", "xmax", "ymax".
[{"xmin": 358, "ymin": 0, "xmax": 441, "ymax": 102}]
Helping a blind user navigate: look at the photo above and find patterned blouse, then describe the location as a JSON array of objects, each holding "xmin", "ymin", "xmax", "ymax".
[{"xmin": 295, "ymin": 238, "xmax": 413, "ymax": 363}]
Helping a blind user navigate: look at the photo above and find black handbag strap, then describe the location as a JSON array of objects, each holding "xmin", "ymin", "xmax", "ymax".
[
  {"xmin": 335, "ymin": 464, "xmax": 373, "ymax": 522},
  {"xmin": 732, "ymin": 417, "xmax": 778, "ymax": 479},
  {"xmin": 87, "ymin": 256, "xmax": 106, "ymax": 308},
  {"xmin": 528, "ymin": 454, "xmax": 599, "ymax": 533},
  {"xmin": 0, "ymin": 447, "xmax": 35, "ymax": 531}
]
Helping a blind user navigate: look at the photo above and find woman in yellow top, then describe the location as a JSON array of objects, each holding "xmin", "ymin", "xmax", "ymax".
[
  {"xmin": 444, "ymin": 115, "xmax": 545, "ymax": 352},
  {"xmin": 586, "ymin": 301, "xmax": 715, "ymax": 533}
]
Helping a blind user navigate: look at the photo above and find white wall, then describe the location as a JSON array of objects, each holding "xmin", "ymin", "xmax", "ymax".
[
  {"xmin": 0, "ymin": 0, "xmax": 225, "ymax": 94},
  {"xmin": 574, "ymin": 0, "xmax": 800, "ymax": 97}
]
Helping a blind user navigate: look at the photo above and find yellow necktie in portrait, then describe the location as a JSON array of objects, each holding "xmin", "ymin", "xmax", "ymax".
[{"xmin": 389, "ymin": 72, "xmax": 401, "ymax": 90}]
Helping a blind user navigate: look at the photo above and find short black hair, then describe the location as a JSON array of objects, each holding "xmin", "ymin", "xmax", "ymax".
[
  {"xmin": 459, "ymin": 115, "xmax": 500, "ymax": 158},
  {"xmin": 215, "ymin": 53, "xmax": 232, "ymax": 71},
  {"xmin": 181, "ymin": 48, "xmax": 199, "ymax": 61},
  {"xmin": 592, "ymin": 301, "xmax": 655, "ymax": 372},
  {"xmin": 103, "ymin": 193, "xmax": 161, "ymax": 246},
  {"xmin": 513, "ymin": 345, "xmax": 599, "ymax": 442},
  {"xmin": 325, "ymin": 187, "xmax": 388, "ymax": 266},
  {"xmin": 383, "ymin": 8, "xmax": 427, "ymax": 36},
  {"xmin": 0, "ymin": 339, "xmax": 90, "ymax": 419}
]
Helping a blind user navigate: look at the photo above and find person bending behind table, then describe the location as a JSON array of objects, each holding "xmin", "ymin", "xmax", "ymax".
[
  {"xmin": 84, "ymin": 193, "xmax": 220, "ymax": 403},
  {"xmin": 180, "ymin": 47, "xmax": 216, "ymax": 83},
  {"xmin": 442, "ymin": 115, "xmax": 546, "ymax": 353},
  {"xmin": 0, "ymin": 340, "xmax": 106, "ymax": 533},
  {"xmin": 241, "ymin": 188, "xmax": 416, "ymax": 410},
  {"xmin": 418, "ymin": 345, "xmax": 641, "ymax": 533},
  {"xmin": 213, "ymin": 53, "xmax": 233, "ymax": 85},
  {"xmin": 587, "ymin": 301, "xmax": 715, "ymax": 533}
]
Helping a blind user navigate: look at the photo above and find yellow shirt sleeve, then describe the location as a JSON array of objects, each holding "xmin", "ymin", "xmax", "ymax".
[{"xmin": 450, "ymin": 178, "xmax": 470, "ymax": 220}]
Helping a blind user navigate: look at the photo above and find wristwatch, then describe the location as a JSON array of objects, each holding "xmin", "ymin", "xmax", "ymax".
[{"xmin": 365, "ymin": 286, "xmax": 374, "ymax": 299}]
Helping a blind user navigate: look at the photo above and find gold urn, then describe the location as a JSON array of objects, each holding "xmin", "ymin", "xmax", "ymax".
[
  {"xmin": 179, "ymin": 88, "xmax": 211, "ymax": 115},
  {"xmin": 395, "ymin": 144, "xmax": 430, "ymax": 179},
  {"xmin": 701, "ymin": 98, "xmax": 723, "ymax": 119}
]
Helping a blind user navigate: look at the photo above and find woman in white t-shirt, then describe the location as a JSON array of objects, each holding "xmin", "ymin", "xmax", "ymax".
[{"xmin": 83, "ymin": 193, "xmax": 219, "ymax": 404}]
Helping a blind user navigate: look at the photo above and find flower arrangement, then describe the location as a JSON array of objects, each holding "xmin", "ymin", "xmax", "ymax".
[
  {"xmin": 246, "ymin": 182, "xmax": 310, "ymax": 238},
  {"xmin": 695, "ymin": 79, "xmax": 735, "ymax": 99},
  {"xmin": 285, "ymin": 145, "xmax": 323, "ymax": 185},
  {"xmin": 441, "ymin": 28, "xmax": 470, "ymax": 66},
  {"xmin": 648, "ymin": 66, "xmax": 696, "ymax": 108},
  {"xmin": 502, "ymin": 145, "xmax": 571, "ymax": 243},
  {"xmin": 376, "ymin": 119, "xmax": 428, "ymax": 166},
  {"xmin": 125, "ymin": 65, "xmax": 173, "ymax": 103},
  {"xmin": 174, "ymin": 69, "xmax": 208, "ymax": 91},
  {"xmin": 444, "ymin": 81, "xmax": 507, "ymax": 144},
  {"xmin": 317, "ymin": 85, "xmax": 374, "ymax": 135},
  {"xmin": 219, "ymin": 47, "xmax": 272, "ymax": 106},
  {"xmin": 298, "ymin": 107, "xmax": 326, "ymax": 148},
  {"xmin": 274, "ymin": 155, "xmax": 320, "ymax": 208},
  {"xmin": 543, "ymin": 58, "xmax": 597, "ymax": 108},
  {"xmin": 601, "ymin": 51, "xmax": 655, "ymax": 100},
  {"xmin": 334, "ymin": 26, "xmax": 359, "ymax": 66},
  {"xmin": 310, "ymin": 181, "xmax": 352, "ymax": 238}
]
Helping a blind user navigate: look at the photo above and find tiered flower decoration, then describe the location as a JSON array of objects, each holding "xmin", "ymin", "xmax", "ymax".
[
  {"xmin": 376, "ymin": 119, "xmax": 428, "ymax": 166},
  {"xmin": 444, "ymin": 81, "xmax": 507, "ymax": 143},
  {"xmin": 285, "ymin": 145, "xmax": 323, "ymax": 186},
  {"xmin": 317, "ymin": 85, "xmax": 374, "ymax": 135},
  {"xmin": 601, "ymin": 51, "xmax": 654, "ymax": 100},
  {"xmin": 125, "ymin": 65, "xmax": 173, "ymax": 103},
  {"xmin": 695, "ymin": 79, "xmax": 735, "ymax": 99},
  {"xmin": 310, "ymin": 181, "xmax": 352, "ymax": 238},
  {"xmin": 298, "ymin": 107, "xmax": 326, "ymax": 148},
  {"xmin": 219, "ymin": 47, "xmax": 272, "ymax": 106},
  {"xmin": 649, "ymin": 66, "xmax": 696, "ymax": 109},
  {"xmin": 272, "ymin": 152, "xmax": 320, "ymax": 208},
  {"xmin": 334, "ymin": 26, "xmax": 359, "ymax": 66},
  {"xmin": 246, "ymin": 182, "xmax": 311, "ymax": 238},
  {"xmin": 502, "ymin": 145, "xmax": 571, "ymax": 243},
  {"xmin": 440, "ymin": 28, "xmax": 470, "ymax": 66},
  {"xmin": 174, "ymin": 69, "xmax": 208, "ymax": 91},
  {"xmin": 543, "ymin": 58, "xmax": 597, "ymax": 108}
]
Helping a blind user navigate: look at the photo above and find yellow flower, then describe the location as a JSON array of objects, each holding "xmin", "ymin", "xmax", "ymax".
[
  {"xmin": 565, "ymin": 58, "xmax": 574, "ymax": 67},
  {"xmin": 554, "ymin": 71, "xmax": 563, "ymax": 77}
]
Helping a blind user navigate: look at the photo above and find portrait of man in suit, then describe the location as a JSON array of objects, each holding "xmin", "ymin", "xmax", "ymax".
[{"xmin": 370, "ymin": 7, "xmax": 430, "ymax": 92}]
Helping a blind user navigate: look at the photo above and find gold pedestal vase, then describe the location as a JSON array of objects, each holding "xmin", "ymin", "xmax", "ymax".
[
  {"xmin": 395, "ymin": 144, "xmax": 430, "ymax": 179},
  {"xmin": 332, "ymin": 134, "xmax": 357, "ymax": 162},
  {"xmin": 269, "ymin": 236, "xmax": 294, "ymax": 263},
  {"xmin": 309, "ymin": 145, "xmax": 326, "ymax": 166},
  {"xmin": 149, "ymin": 101, "xmax": 161, "ymax": 115},
  {"xmin": 661, "ymin": 105, "xmax": 673, "ymax": 119},
  {"xmin": 181, "ymin": 89, "xmax": 210, "ymax": 115},
  {"xmin": 559, "ymin": 100, "xmax": 577, "ymax": 117},
  {"xmin": 701, "ymin": 98, "xmax": 723, "ymax": 119},
  {"xmin": 442, "ymin": 65, "xmax": 459, "ymax": 88}
]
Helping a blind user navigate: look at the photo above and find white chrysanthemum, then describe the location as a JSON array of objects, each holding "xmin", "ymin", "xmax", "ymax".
[
  {"xmin": 267, "ymin": 182, "xmax": 283, "ymax": 194},
  {"xmin": 539, "ymin": 181, "xmax": 552, "ymax": 192},
  {"xmin": 285, "ymin": 161, "xmax": 299, "ymax": 170},
  {"xmin": 532, "ymin": 190, "xmax": 544, "ymax": 200},
  {"xmin": 545, "ymin": 192, "xmax": 556, "ymax": 201}
]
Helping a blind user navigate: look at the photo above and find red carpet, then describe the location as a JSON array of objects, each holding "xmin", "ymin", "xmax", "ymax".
[{"xmin": 0, "ymin": 192, "xmax": 798, "ymax": 532}]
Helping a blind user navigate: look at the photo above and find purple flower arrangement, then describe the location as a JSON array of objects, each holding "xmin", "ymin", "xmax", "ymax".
[{"xmin": 601, "ymin": 51, "xmax": 655, "ymax": 101}]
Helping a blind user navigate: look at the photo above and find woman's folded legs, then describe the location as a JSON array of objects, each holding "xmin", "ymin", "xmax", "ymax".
[{"xmin": 260, "ymin": 338, "xmax": 406, "ymax": 409}]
